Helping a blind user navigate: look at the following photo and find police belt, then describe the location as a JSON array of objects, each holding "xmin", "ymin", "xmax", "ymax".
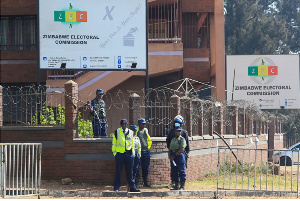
[{"xmin": 125, "ymin": 149, "xmax": 132, "ymax": 153}]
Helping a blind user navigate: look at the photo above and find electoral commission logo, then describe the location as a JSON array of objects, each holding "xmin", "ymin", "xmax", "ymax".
[
  {"xmin": 54, "ymin": 3, "xmax": 87, "ymax": 27},
  {"xmin": 247, "ymin": 57, "xmax": 278, "ymax": 85}
]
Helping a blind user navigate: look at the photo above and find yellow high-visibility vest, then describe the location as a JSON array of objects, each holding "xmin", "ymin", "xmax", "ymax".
[{"xmin": 112, "ymin": 128, "xmax": 135, "ymax": 156}]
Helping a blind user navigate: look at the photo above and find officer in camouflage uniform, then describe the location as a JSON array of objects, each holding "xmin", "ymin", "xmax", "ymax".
[{"xmin": 90, "ymin": 89, "xmax": 107, "ymax": 138}]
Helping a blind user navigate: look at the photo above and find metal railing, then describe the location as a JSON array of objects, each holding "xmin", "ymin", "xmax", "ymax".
[
  {"xmin": 2, "ymin": 86, "xmax": 65, "ymax": 126},
  {"xmin": 217, "ymin": 147, "xmax": 300, "ymax": 198},
  {"xmin": 0, "ymin": 143, "xmax": 42, "ymax": 198}
]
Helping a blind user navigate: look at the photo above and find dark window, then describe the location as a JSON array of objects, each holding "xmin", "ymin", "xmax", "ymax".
[
  {"xmin": 0, "ymin": 16, "xmax": 37, "ymax": 51},
  {"xmin": 182, "ymin": 13, "xmax": 210, "ymax": 48}
]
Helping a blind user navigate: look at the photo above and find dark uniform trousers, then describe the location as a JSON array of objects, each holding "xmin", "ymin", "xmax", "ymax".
[
  {"xmin": 136, "ymin": 150, "xmax": 150, "ymax": 179},
  {"xmin": 92, "ymin": 118, "xmax": 107, "ymax": 137},
  {"xmin": 132, "ymin": 152, "xmax": 141, "ymax": 182},
  {"xmin": 170, "ymin": 151, "xmax": 186, "ymax": 182},
  {"xmin": 114, "ymin": 151, "xmax": 136, "ymax": 191}
]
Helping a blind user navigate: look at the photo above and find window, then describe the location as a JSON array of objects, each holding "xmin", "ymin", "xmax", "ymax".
[
  {"xmin": 0, "ymin": 16, "xmax": 37, "ymax": 51},
  {"xmin": 182, "ymin": 13, "xmax": 210, "ymax": 48}
]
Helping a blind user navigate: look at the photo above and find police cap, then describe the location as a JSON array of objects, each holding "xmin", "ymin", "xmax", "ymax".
[{"xmin": 120, "ymin": 119, "xmax": 128, "ymax": 125}]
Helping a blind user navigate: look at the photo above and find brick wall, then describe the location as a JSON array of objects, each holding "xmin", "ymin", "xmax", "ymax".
[
  {"xmin": 0, "ymin": 0, "xmax": 37, "ymax": 15},
  {"xmin": 182, "ymin": 0, "xmax": 214, "ymax": 12},
  {"xmin": 0, "ymin": 126, "xmax": 284, "ymax": 185},
  {"xmin": 183, "ymin": 61, "xmax": 210, "ymax": 82},
  {"xmin": 0, "ymin": 81, "xmax": 285, "ymax": 185}
]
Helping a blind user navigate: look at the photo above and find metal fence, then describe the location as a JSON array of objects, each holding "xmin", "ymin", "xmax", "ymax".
[
  {"xmin": 1, "ymin": 83, "xmax": 285, "ymax": 138},
  {"xmin": 0, "ymin": 143, "xmax": 42, "ymax": 198},
  {"xmin": 217, "ymin": 147, "xmax": 300, "ymax": 198},
  {"xmin": 2, "ymin": 86, "xmax": 65, "ymax": 126}
]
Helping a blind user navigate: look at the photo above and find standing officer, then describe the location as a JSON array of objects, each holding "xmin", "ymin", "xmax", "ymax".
[
  {"xmin": 130, "ymin": 125, "xmax": 141, "ymax": 187},
  {"xmin": 168, "ymin": 126, "xmax": 187, "ymax": 190},
  {"xmin": 112, "ymin": 119, "xmax": 140, "ymax": 192},
  {"xmin": 136, "ymin": 118, "xmax": 152, "ymax": 187},
  {"xmin": 166, "ymin": 116, "xmax": 189, "ymax": 188},
  {"xmin": 90, "ymin": 89, "xmax": 107, "ymax": 138}
]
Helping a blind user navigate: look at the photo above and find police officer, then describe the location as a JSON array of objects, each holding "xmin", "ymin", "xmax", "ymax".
[
  {"xmin": 112, "ymin": 119, "xmax": 140, "ymax": 192},
  {"xmin": 130, "ymin": 125, "xmax": 141, "ymax": 187},
  {"xmin": 168, "ymin": 126, "xmax": 187, "ymax": 190},
  {"xmin": 90, "ymin": 89, "xmax": 107, "ymax": 138},
  {"xmin": 166, "ymin": 116, "xmax": 189, "ymax": 188},
  {"xmin": 136, "ymin": 118, "xmax": 152, "ymax": 187}
]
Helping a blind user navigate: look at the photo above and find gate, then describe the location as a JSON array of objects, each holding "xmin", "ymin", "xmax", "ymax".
[
  {"xmin": 217, "ymin": 147, "xmax": 300, "ymax": 197},
  {"xmin": 0, "ymin": 143, "xmax": 42, "ymax": 198}
]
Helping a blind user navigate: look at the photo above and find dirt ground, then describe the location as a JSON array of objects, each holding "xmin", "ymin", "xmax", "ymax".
[
  {"xmin": 5, "ymin": 180, "xmax": 299, "ymax": 199},
  {"xmin": 39, "ymin": 180, "xmax": 170, "ymax": 192}
]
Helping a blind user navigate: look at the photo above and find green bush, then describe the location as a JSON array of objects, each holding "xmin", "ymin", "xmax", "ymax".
[
  {"xmin": 32, "ymin": 103, "xmax": 92, "ymax": 138},
  {"xmin": 78, "ymin": 111, "xmax": 93, "ymax": 138},
  {"xmin": 219, "ymin": 159, "xmax": 269, "ymax": 176},
  {"xmin": 32, "ymin": 102, "xmax": 58, "ymax": 125}
]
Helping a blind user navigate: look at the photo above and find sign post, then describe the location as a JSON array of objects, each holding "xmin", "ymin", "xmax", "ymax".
[{"xmin": 226, "ymin": 55, "xmax": 300, "ymax": 109}]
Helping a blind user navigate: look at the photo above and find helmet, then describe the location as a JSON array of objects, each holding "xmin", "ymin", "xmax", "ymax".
[
  {"xmin": 96, "ymin": 89, "xmax": 104, "ymax": 94},
  {"xmin": 174, "ymin": 115, "xmax": 184, "ymax": 122},
  {"xmin": 129, "ymin": 125, "xmax": 137, "ymax": 131},
  {"xmin": 174, "ymin": 118, "xmax": 183, "ymax": 124},
  {"xmin": 138, "ymin": 118, "xmax": 146, "ymax": 124}
]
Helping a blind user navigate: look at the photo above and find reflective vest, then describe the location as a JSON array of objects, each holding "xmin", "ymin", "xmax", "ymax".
[
  {"xmin": 133, "ymin": 136, "xmax": 141, "ymax": 157},
  {"xmin": 112, "ymin": 128, "xmax": 135, "ymax": 156},
  {"xmin": 136, "ymin": 127, "xmax": 152, "ymax": 150}
]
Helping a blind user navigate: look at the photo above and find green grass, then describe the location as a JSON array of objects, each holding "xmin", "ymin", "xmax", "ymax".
[{"xmin": 175, "ymin": 163, "xmax": 300, "ymax": 192}]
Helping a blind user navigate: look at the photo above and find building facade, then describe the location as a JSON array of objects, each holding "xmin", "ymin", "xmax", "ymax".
[{"xmin": 1, "ymin": 0, "xmax": 225, "ymax": 100}]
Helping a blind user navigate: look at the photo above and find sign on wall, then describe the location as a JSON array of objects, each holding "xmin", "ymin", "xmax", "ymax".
[
  {"xmin": 39, "ymin": 0, "xmax": 147, "ymax": 70},
  {"xmin": 226, "ymin": 55, "xmax": 300, "ymax": 109}
]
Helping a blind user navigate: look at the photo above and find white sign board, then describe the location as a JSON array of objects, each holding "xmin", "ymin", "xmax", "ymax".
[
  {"xmin": 39, "ymin": 0, "xmax": 147, "ymax": 70},
  {"xmin": 226, "ymin": 55, "xmax": 300, "ymax": 109}
]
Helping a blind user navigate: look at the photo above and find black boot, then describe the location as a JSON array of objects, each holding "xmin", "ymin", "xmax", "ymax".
[
  {"xmin": 180, "ymin": 181, "xmax": 185, "ymax": 190},
  {"xmin": 171, "ymin": 181, "xmax": 180, "ymax": 190},
  {"xmin": 143, "ymin": 177, "xmax": 151, "ymax": 187},
  {"xmin": 130, "ymin": 188, "xmax": 140, "ymax": 192}
]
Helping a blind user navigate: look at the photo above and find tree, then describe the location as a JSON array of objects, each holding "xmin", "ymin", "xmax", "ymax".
[{"xmin": 225, "ymin": 0, "xmax": 291, "ymax": 55}]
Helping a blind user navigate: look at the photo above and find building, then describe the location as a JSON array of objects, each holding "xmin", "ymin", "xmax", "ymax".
[{"xmin": 1, "ymin": 0, "xmax": 225, "ymax": 100}]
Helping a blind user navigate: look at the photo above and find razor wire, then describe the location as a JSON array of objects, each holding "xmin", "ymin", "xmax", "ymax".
[{"xmin": 1, "ymin": 85, "xmax": 287, "ymax": 137}]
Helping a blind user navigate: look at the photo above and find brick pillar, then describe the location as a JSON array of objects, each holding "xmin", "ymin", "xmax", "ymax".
[
  {"xmin": 180, "ymin": 97, "xmax": 192, "ymax": 137},
  {"xmin": 249, "ymin": 117, "xmax": 253, "ymax": 135},
  {"xmin": 192, "ymin": 100, "xmax": 203, "ymax": 137},
  {"xmin": 0, "ymin": 85, "xmax": 2, "ymax": 127},
  {"xmin": 129, "ymin": 93, "xmax": 141, "ymax": 126},
  {"xmin": 258, "ymin": 120, "xmax": 262, "ymax": 135},
  {"xmin": 268, "ymin": 117, "xmax": 275, "ymax": 161},
  {"xmin": 279, "ymin": 121, "xmax": 282, "ymax": 133},
  {"xmin": 215, "ymin": 106, "xmax": 224, "ymax": 136},
  {"xmin": 170, "ymin": 94, "xmax": 180, "ymax": 118},
  {"xmin": 64, "ymin": 80, "xmax": 78, "ymax": 142},
  {"xmin": 208, "ymin": 102, "xmax": 214, "ymax": 136},
  {"xmin": 228, "ymin": 106, "xmax": 238, "ymax": 136},
  {"xmin": 239, "ymin": 107, "xmax": 246, "ymax": 135}
]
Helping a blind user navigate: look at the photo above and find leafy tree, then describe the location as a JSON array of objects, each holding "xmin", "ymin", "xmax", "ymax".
[
  {"xmin": 225, "ymin": 0, "xmax": 300, "ymax": 141},
  {"xmin": 225, "ymin": 0, "xmax": 290, "ymax": 55}
]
